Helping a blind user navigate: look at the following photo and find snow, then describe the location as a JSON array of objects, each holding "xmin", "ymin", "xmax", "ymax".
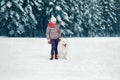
[
  {"xmin": 49, "ymin": 2, "xmax": 54, "ymax": 5},
  {"xmin": 6, "ymin": 1, "xmax": 12, "ymax": 8},
  {"xmin": 56, "ymin": 6, "xmax": 62, "ymax": 11},
  {"xmin": 20, "ymin": 0, "xmax": 24, "ymax": 3},
  {"xmin": 38, "ymin": 0, "xmax": 42, "ymax": 3},
  {"xmin": 0, "ymin": 1, "xmax": 5, "ymax": 6},
  {"xmin": 30, "ymin": 12, "xmax": 37, "ymax": 24},
  {"xmin": 34, "ymin": 1, "xmax": 40, "ymax": 7},
  {"xmin": 15, "ymin": 13, "xmax": 20, "ymax": 20},
  {"xmin": 1, "ymin": 5, "xmax": 6, "ymax": 12},
  {"xmin": 17, "ymin": 4, "xmax": 24, "ymax": 13},
  {"xmin": 57, "ymin": 15, "xmax": 61, "ymax": 21},
  {"xmin": 0, "ymin": 38, "xmax": 120, "ymax": 80}
]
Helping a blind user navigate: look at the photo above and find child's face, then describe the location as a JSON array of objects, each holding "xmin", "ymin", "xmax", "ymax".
[{"xmin": 52, "ymin": 21, "xmax": 56, "ymax": 24}]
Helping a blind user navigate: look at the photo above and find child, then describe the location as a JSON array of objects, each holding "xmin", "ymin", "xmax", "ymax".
[{"xmin": 46, "ymin": 15, "xmax": 61, "ymax": 60}]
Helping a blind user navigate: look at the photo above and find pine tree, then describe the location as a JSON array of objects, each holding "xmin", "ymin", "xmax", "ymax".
[
  {"xmin": 44, "ymin": 0, "xmax": 74, "ymax": 37},
  {"xmin": 0, "ymin": 0, "xmax": 37, "ymax": 37},
  {"xmin": 29, "ymin": 0, "xmax": 46, "ymax": 37},
  {"xmin": 72, "ymin": 0, "xmax": 117, "ymax": 37},
  {"xmin": 82, "ymin": 0, "xmax": 105, "ymax": 37},
  {"xmin": 114, "ymin": 0, "xmax": 120, "ymax": 36},
  {"xmin": 69, "ymin": 0, "xmax": 118, "ymax": 37},
  {"xmin": 0, "ymin": 0, "xmax": 119, "ymax": 37},
  {"xmin": 98, "ymin": 0, "xmax": 117, "ymax": 36},
  {"xmin": 67, "ymin": 0, "xmax": 83, "ymax": 37}
]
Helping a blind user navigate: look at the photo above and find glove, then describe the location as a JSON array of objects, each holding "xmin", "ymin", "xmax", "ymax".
[
  {"xmin": 58, "ymin": 38, "xmax": 61, "ymax": 42},
  {"xmin": 48, "ymin": 40, "xmax": 51, "ymax": 44}
]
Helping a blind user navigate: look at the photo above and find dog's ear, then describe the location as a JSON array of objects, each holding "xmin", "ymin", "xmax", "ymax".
[
  {"xmin": 63, "ymin": 39, "xmax": 69, "ymax": 46},
  {"xmin": 60, "ymin": 38, "xmax": 69, "ymax": 44},
  {"xmin": 65, "ymin": 38, "xmax": 69, "ymax": 42}
]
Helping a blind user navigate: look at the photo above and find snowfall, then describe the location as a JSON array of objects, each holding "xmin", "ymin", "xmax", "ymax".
[{"xmin": 0, "ymin": 37, "xmax": 120, "ymax": 80}]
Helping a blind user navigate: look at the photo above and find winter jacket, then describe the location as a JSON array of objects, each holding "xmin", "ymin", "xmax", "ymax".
[{"xmin": 46, "ymin": 22, "xmax": 61, "ymax": 40}]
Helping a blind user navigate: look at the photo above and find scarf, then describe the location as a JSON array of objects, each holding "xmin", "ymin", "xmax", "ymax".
[{"xmin": 48, "ymin": 22, "xmax": 58, "ymax": 28}]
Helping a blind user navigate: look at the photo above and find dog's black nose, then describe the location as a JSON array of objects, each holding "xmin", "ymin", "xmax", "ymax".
[{"xmin": 63, "ymin": 44, "xmax": 67, "ymax": 47}]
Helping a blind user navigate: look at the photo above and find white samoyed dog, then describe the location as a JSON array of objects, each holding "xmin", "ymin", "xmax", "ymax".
[{"xmin": 58, "ymin": 39, "xmax": 69, "ymax": 59}]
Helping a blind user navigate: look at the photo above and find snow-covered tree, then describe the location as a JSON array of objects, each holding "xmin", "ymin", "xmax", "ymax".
[
  {"xmin": 44, "ymin": 0, "xmax": 74, "ymax": 37},
  {"xmin": 0, "ymin": 0, "xmax": 37, "ymax": 37},
  {"xmin": 0, "ymin": 0, "xmax": 119, "ymax": 37},
  {"xmin": 83, "ymin": 0, "xmax": 104, "ymax": 37},
  {"xmin": 71, "ymin": 0, "xmax": 117, "ymax": 37},
  {"xmin": 97, "ymin": 0, "xmax": 117, "ymax": 36},
  {"xmin": 114, "ymin": 0, "xmax": 120, "ymax": 36}
]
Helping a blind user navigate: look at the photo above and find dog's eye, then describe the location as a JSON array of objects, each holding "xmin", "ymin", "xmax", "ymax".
[{"xmin": 63, "ymin": 43, "xmax": 66, "ymax": 45}]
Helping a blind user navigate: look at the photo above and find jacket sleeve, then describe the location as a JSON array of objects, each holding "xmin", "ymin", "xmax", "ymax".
[
  {"xmin": 57, "ymin": 26, "xmax": 61, "ymax": 38},
  {"xmin": 46, "ymin": 27, "xmax": 50, "ymax": 40}
]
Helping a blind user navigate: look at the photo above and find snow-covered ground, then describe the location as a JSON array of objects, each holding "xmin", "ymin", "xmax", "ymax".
[{"xmin": 0, "ymin": 38, "xmax": 120, "ymax": 80}]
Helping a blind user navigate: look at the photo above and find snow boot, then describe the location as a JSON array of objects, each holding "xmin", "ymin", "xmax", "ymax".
[
  {"xmin": 50, "ymin": 55, "xmax": 53, "ymax": 60},
  {"xmin": 55, "ymin": 54, "xmax": 58, "ymax": 59}
]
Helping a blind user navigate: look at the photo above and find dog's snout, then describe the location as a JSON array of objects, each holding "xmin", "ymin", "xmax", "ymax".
[{"xmin": 63, "ymin": 43, "xmax": 67, "ymax": 47}]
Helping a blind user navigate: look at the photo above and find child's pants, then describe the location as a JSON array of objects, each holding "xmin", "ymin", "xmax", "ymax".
[{"xmin": 50, "ymin": 39, "xmax": 59, "ymax": 55}]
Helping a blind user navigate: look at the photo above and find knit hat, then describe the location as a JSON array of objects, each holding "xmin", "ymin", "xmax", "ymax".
[{"xmin": 51, "ymin": 15, "xmax": 56, "ymax": 22}]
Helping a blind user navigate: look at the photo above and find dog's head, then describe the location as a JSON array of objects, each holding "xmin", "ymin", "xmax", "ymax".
[
  {"xmin": 63, "ymin": 42, "xmax": 67, "ymax": 47},
  {"xmin": 61, "ymin": 39, "xmax": 68, "ymax": 47}
]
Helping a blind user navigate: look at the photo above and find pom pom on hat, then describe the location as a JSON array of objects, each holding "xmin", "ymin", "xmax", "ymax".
[{"xmin": 51, "ymin": 15, "xmax": 56, "ymax": 22}]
